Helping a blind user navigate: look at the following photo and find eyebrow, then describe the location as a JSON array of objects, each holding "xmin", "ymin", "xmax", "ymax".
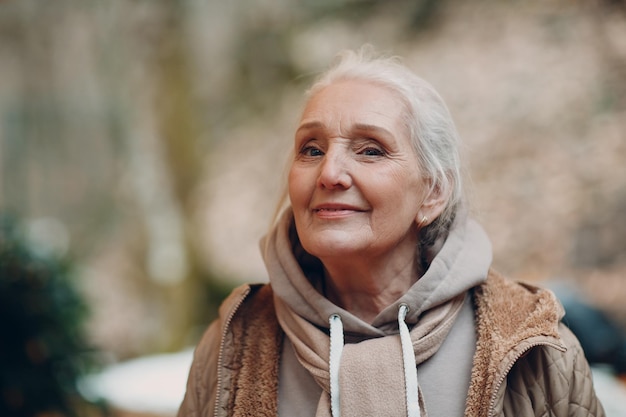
[
  {"xmin": 296, "ymin": 121, "xmax": 393, "ymax": 138},
  {"xmin": 352, "ymin": 123, "xmax": 393, "ymax": 138},
  {"xmin": 295, "ymin": 121, "xmax": 324, "ymax": 135}
]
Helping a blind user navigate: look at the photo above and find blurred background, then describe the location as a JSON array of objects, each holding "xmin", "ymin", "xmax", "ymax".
[{"xmin": 1, "ymin": 0, "xmax": 625, "ymax": 415}]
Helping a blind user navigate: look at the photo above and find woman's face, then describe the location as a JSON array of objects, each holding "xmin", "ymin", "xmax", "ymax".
[{"xmin": 288, "ymin": 79, "xmax": 429, "ymax": 263}]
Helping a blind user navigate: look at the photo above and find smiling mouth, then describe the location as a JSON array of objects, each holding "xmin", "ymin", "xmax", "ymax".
[
  {"xmin": 314, "ymin": 207, "xmax": 361, "ymax": 212},
  {"xmin": 312, "ymin": 207, "xmax": 365, "ymax": 218}
]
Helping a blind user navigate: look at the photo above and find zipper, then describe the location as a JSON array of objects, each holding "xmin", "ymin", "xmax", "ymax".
[
  {"xmin": 487, "ymin": 340, "xmax": 565, "ymax": 417},
  {"xmin": 213, "ymin": 286, "xmax": 252, "ymax": 417}
]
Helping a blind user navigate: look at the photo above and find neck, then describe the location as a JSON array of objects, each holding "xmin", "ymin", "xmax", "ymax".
[{"xmin": 322, "ymin": 253, "xmax": 422, "ymax": 323}]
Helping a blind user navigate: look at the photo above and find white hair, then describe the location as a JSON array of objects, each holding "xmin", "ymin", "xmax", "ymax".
[
  {"xmin": 314, "ymin": 47, "xmax": 463, "ymax": 240},
  {"xmin": 272, "ymin": 47, "xmax": 465, "ymax": 244}
]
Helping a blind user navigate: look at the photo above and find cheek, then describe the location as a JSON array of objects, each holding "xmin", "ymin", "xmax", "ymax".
[
  {"xmin": 288, "ymin": 166, "xmax": 308, "ymax": 206},
  {"xmin": 375, "ymin": 167, "xmax": 420, "ymax": 196},
  {"xmin": 287, "ymin": 170, "xmax": 298, "ymax": 204},
  {"xmin": 371, "ymin": 169, "xmax": 425, "ymax": 214}
]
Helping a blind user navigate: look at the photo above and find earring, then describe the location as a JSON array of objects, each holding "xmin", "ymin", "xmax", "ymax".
[{"xmin": 420, "ymin": 216, "xmax": 428, "ymax": 227}]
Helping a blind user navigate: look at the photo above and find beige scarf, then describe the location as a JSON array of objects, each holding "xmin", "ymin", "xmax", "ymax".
[
  {"xmin": 274, "ymin": 293, "xmax": 465, "ymax": 417},
  {"xmin": 262, "ymin": 209, "xmax": 490, "ymax": 416}
]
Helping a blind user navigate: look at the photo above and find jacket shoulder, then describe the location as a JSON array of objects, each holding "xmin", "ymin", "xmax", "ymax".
[
  {"xmin": 465, "ymin": 270, "xmax": 566, "ymax": 416},
  {"xmin": 467, "ymin": 270, "xmax": 605, "ymax": 417}
]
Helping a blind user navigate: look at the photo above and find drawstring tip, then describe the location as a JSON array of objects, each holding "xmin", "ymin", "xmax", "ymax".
[
  {"xmin": 399, "ymin": 304, "xmax": 421, "ymax": 417},
  {"xmin": 329, "ymin": 314, "xmax": 344, "ymax": 417}
]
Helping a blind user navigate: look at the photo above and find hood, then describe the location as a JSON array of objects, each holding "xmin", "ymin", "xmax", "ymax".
[{"xmin": 260, "ymin": 207, "xmax": 492, "ymax": 337}]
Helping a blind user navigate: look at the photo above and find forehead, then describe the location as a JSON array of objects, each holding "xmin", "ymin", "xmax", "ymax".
[{"xmin": 299, "ymin": 80, "xmax": 407, "ymax": 128}]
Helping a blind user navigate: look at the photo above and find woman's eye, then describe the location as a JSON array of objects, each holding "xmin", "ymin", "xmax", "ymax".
[
  {"xmin": 360, "ymin": 147, "xmax": 384, "ymax": 156},
  {"xmin": 301, "ymin": 146, "xmax": 324, "ymax": 157}
]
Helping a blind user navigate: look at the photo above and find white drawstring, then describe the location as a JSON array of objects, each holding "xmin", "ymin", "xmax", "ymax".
[
  {"xmin": 329, "ymin": 314, "xmax": 344, "ymax": 417},
  {"xmin": 399, "ymin": 304, "xmax": 421, "ymax": 417},
  {"xmin": 328, "ymin": 307, "xmax": 421, "ymax": 417}
]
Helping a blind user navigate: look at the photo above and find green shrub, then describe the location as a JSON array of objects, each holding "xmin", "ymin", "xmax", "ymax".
[{"xmin": 0, "ymin": 215, "xmax": 100, "ymax": 417}]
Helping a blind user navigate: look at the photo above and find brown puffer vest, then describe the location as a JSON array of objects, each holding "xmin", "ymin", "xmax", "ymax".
[{"xmin": 178, "ymin": 270, "xmax": 605, "ymax": 417}]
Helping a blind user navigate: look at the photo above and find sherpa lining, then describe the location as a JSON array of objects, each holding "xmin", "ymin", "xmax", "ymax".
[
  {"xmin": 226, "ymin": 284, "xmax": 283, "ymax": 417},
  {"xmin": 464, "ymin": 269, "xmax": 564, "ymax": 417}
]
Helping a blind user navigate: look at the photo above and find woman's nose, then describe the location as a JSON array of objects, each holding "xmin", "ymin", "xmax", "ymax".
[{"xmin": 317, "ymin": 149, "xmax": 352, "ymax": 190}]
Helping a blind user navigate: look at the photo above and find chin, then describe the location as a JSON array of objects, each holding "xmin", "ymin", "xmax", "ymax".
[{"xmin": 300, "ymin": 233, "xmax": 363, "ymax": 260}]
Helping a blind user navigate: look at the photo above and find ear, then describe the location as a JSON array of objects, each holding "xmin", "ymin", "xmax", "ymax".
[{"xmin": 416, "ymin": 178, "xmax": 453, "ymax": 227}]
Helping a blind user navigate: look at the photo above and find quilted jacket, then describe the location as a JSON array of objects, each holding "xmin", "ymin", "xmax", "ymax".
[{"xmin": 178, "ymin": 270, "xmax": 605, "ymax": 417}]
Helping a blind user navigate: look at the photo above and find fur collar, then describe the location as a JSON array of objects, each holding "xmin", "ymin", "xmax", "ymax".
[{"xmin": 465, "ymin": 270, "xmax": 565, "ymax": 416}]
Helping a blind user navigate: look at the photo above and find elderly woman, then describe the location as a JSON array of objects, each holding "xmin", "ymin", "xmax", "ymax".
[{"xmin": 178, "ymin": 49, "xmax": 604, "ymax": 417}]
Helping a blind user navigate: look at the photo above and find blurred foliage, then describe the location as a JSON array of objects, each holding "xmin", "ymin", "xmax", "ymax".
[{"xmin": 0, "ymin": 215, "xmax": 103, "ymax": 417}]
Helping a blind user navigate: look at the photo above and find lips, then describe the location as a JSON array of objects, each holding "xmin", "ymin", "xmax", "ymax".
[{"xmin": 313, "ymin": 203, "xmax": 364, "ymax": 212}]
